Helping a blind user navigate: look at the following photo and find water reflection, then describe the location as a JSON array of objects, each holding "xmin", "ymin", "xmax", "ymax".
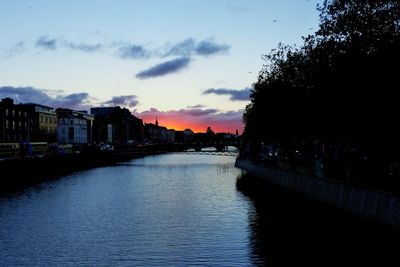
[{"xmin": 236, "ymin": 172, "xmax": 400, "ymax": 267}]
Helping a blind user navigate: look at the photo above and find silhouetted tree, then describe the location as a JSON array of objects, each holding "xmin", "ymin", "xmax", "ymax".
[{"xmin": 243, "ymin": 0, "xmax": 400, "ymax": 188}]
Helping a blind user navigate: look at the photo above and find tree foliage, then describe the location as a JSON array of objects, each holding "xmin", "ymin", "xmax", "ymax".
[{"xmin": 243, "ymin": 0, "xmax": 400, "ymax": 179}]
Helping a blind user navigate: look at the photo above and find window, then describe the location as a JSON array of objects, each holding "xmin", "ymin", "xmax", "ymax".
[
  {"xmin": 12, "ymin": 121, "xmax": 15, "ymax": 129},
  {"xmin": 5, "ymin": 120, "xmax": 9, "ymax": 129},
  {"xmin": 5, "ymin": 109, "xmax": 9, "ymax": 116},
  {"xmin": 12, "ymin": 110, "xmax": 15, "ymax": 116}
]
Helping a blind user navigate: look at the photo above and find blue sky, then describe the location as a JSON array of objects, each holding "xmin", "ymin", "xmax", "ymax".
[{"xmin": 0, "ymin": 0, "xmax": 322, "ymax": 132}]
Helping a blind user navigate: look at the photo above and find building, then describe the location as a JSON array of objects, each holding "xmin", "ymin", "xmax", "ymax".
[
  {"xmin": 56, "ymin": 108, "xmax": 94, "ymax": 144},
  {"xmin": 0, "ymin": 98, "xmax": 30, "ymax": 142},
  {"xmin": 21, "ymin": 103, "xmax": 57, "ymax": 142},
  {"xmin": 144, "ymin": 119, "xmax": 176, "ymax": 144},
  {"xmin": 91, "ymin": 106, "xmax": 143, "ymax": 145}
]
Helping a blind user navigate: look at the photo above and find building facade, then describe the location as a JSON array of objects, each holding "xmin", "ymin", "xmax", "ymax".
[
  {"xmin": 0, "ymin": 98, "xmax": 30, "ymax": 142},
  {"xmin": 56, "ymin": 109, "xmax": 94, "ymax": 144},
  {"xmin": 91, "ymin": 106, "xmax": 143, "ymax": 145},
  {"xmin": 21, "ymin": 103, "xmax": 57, "ymax": 142}
]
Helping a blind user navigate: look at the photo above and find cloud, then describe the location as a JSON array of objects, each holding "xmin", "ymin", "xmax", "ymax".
[
  {"xmin": 3, "ymin": 41, "xmax": 26, "ymax": 58},
  {"xmin": 135, "ymin": 107, "xmax": 244, "ymax": 133},
  {"xmin": 163, "ymin": 38, "xmax": 230, "ymax": 57},
  {"xmin": 35, "ymin": 35, "xmax": 102, "ymax": 53},
  {"xmin": 36, "ymin": 36, "xmax": 57, "ymax": 50},
  {"xmin": 0, "ymin": 86, "xmax": 91, "ymax": 110},
  {"xmin": 226, "ymin": 4, "xmax": 249, "ymax": 13},
  {"xmin": 203, "ymin": 87, "xmax": 251, "ymax": 101},
  {"xmin": 195, "ymin": 39, "xmax": 230, "ymax": 56},
  {"xmin": 163, "ymin": 38, "xmax": 196, "ymax": 57},
  {"xmin": 136, "ymin": 57, "xmax": 191, "ymax": 79},
  {"xmin": 187, "ymin": 104, "xmax": 206, "ymax": 108},
  {"xmin": 118, "ymin": 44, "xmax": 150, "ymax": 59},
  {"xmin": 102, "ymin": 95, "xmax": 139, "ymax": 108},
  {"xmin": 64, "ymin": 42, "xmax": 102, "ymax": 52}
]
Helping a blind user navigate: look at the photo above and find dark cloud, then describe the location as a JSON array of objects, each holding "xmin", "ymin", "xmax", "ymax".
[
  {"xmin": 187, "ymin": 104, "xmax": 206, "ymax": 108},
  {"xmin": 3, "ymin": 41, "xmax": 25, "ymax": 57},
  {"xmin": 163, "ymin": 38, "xmax": 230, "ymax": 58},
  {"xmin": 136, "ymin": 57, "xmax": 191, "ymax": 79},
  {"xmin": 203, "ymin": 87, "xmax": 251, "ymax": 101},
  {"xmin": 36, "ymin": 36, "xmax": 57, "ymax": 50},
  {"xmin": 195, "ymin": 40, "xmax": 230, "ymax": 56},
  {"xmin": 102, "ymin": 95, "xmax": 139, "ymax": 108},
  {"xmin": 118, "ymin": 44, "xmax": 150, "ymax": 59},
  {"xmin": 0, "ymin": 86, "xmax": 91, "ymax": 110},
  {"xmin": 55, "ymin": 93, "xmax": 90, "ymax": 108}
]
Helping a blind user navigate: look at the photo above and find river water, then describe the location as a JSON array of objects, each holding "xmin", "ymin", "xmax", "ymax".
[{"xmin": 0, "ymin": 154, "xmax": 399, "ymax": 266}]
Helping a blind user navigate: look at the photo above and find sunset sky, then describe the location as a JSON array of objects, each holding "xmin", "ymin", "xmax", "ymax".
[{"xmin": 0, "ymin": 0, "xmax": 322, "ymax": 133}]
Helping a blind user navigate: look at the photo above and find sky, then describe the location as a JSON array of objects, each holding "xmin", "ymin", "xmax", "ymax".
[{"xmin": 0, "ymin": 0, "xmax": 322, "ymax": 133}]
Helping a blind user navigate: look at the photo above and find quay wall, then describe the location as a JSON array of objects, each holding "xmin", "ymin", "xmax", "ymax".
[{"xmin": 235, "ymin": 158, "xmax": 400, "ymax": 230}]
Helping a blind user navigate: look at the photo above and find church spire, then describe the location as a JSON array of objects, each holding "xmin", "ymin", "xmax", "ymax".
[{"xmin": 155, "ymin": 117, "xmax": 158, "ymax": 127}]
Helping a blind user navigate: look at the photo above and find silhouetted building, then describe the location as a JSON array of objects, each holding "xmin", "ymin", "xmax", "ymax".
[
  {"xmin": 144, "ymin": 118, "xmax": 175, "ymax": 144},
  {"xmin": 91, "ymin": 106, "xmax": 143, "ymax": 145},
  {"xmin": 174, "ymin": 130, "xmax": 184, "ymax": 143},
  {"xmin": 0, "ymin": 98, "xmax": 29, "ymax": 142},
  {"xmin": 21, "ymin": 103, "xmax": 57, "ymax": 142}
]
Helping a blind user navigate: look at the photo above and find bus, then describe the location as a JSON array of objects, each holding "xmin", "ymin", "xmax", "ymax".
[{"xmin": 0, "ymin": 143, "xmax": 20, "ymax": 160}]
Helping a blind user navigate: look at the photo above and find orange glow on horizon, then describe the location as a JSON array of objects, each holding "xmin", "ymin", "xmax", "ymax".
[{"xmin": 143, "ymin": 118, "xmax": 243, "ymax": 134}]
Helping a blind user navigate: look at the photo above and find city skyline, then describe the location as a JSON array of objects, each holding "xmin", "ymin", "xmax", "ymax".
[{"xmin": 0, "ymin": 0, "xmax": 322, "ymax": 133}]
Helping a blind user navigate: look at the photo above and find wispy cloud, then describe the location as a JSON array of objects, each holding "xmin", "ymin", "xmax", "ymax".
[
  {"xmin": 187, "ymin": 104, "xmax": 206, "ymax": 109},
  {"xmin": 136, "ymin": 57, "xmax": 191, "ymax": 79},
  {"xmin": 203, "ymin": 87, "xmax": 251, "ymax": 101},
  {"xmin": 135, "ymin": 107, "xmax": 244, "ymax": 133},
  {"xmin": 195, "ymin": 39, "xmax": 230, "ymax": 56},
  {"xmin": 64, "ymin": 42, "xmax": 102, "ymax": 52},
  {"xmin": 118, "ymin": 44, "xmax": 150, "ymax": 60},
  {"xmin": 36, "ymin": 35, "xmax": 103, "ymax": 53},
  {"xmin": 101, "ymin": 95, "xmax": 139, "ymax": 108},
  {"xmin": 163, "ymin": 38, "xmax": 230, "ymax": 58},
  {"xmin": 26, "ymin": 35, "xmax": 231, "ymax": 78},
  {"xmin": 226, "ymin": 4, "xmax": 249, "ymax": 13},
  {"xmin": 162, "ymin": 38, "xmax": 196, "ymax": 57},
  {"xmin": 36, "ymin": 36, "xmax": 57, "ymax": 50},
  {"xmin": 2, "ymin": 41, "xmax": 26, "ymax": 58}
]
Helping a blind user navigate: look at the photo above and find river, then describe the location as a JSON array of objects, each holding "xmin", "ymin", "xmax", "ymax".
[{"xmin": 0, "ymin": 154, "xmax": 399, "ymax": 266}]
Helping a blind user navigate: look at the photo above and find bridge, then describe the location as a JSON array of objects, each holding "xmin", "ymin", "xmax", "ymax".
[
  {"xmin": 181, "ymin": 141, "xmax": 241, "ymax": 152},
  {"xmin": 172, "ymin": 150, "xmax": 239, "ymax": 157}
]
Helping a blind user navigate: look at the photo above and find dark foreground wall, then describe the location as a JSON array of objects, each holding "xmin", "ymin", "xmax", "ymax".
[{"xmin": 235, "ymin": 158, "xmax": 400, "ymax": 230}]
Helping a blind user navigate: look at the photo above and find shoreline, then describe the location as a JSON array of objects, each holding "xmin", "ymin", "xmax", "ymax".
[
  {"xmin": 0, "ymin": 150, "xmax": 165, "ymax": 192},
  {"xmin": 235, "ymin": 158, "xmax": 400, "ymax": 231}
]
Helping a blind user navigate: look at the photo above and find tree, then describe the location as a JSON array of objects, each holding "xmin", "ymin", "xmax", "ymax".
[{"xmin": 243, "ymin": 0, "xmax": 400, "ymax": 185}]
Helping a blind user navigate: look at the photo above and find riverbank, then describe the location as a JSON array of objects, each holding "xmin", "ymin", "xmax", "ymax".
[
  {"xmin": 235, "ymin": 158, "xmax": 400, "ymax": 231},
  {"xmin": 0, "ymin": 150, "xmax": 165, "ymax": 192}
]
